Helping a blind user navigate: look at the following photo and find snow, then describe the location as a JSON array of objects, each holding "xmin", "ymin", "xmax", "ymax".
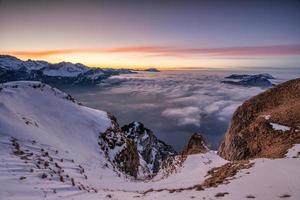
[
  {"xmin": 141, "ymin": 133, "xmax": 149, "ymax": 141},
  {"xmin": 0, "ymin": 55, "xmax": 24, "ymax": 70},
  {"xmin": 286, "ymin": 144, "xmax": 300, "ymax": 158},
  {"xmin": 0, "ymin": 56, "xmax": 47, "ymax": 70},
  {"xmin": 0, "ymin": 81, "xmax": 299, "ymax": 200},
  {"xmin": 0, "ymin": 81, "xmax": 111, "ymax": 161},
  {"xmin": 22, "ymin": 59, "xmax": 49, "ymax": 70},
  {"xmin": 263, "ymin": 116, "xmax": 291, "ymax": 132},
  {"xmin": 43, "ymin": 62, "xmax": 88, "ymax": 77},
  {"xmin": 270, "ymin": 122, "xmax": 291, "ymax": 131}
]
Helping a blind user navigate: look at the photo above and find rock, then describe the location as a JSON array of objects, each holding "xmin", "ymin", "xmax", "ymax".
[
  {"xmin": 122, "ymin": 122, "xmax": 176, "ymax": 174},
  {"xmin": 225, "ymin": 73, "xmax": 274, "ymax": 80},
  {"xmin": 99, "ymin": 118, "xmax": 176, "ymax": 177},
  {"xmin": 218, "ymin": 78, "xmax": 300, "ymax": 160},
  {"xmin": 114, "ymin": 139, "xmax": 140, "ymax": 177},
  {"xmin": 222, "ymin": 73, "xmax": 275, "ymax": 87},
  {"xmin": 182, "ymin": 133, "xmax": 209, "ymax": 155},
  {"xmin": 99, "ymin": 114, "xmax": 140, "ymax": 177},
  {"xmin": 144, "ymin": 68, "xmax": 160, "ymax": 72}
]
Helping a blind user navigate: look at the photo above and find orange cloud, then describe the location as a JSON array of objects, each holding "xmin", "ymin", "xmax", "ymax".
[{"xmin": 3, "ymin": 44, "xmax": 300, "ymax": 58}]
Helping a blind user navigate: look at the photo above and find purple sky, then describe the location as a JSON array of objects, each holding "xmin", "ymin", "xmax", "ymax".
[{"xmin": 0, "ymin": 0, "xmax": 300, "ymax": 69}]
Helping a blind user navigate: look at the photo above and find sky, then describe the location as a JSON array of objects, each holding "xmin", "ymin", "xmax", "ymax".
[{"xmin": 0, "ymin": 0, "xmax": 300, "ymax": 69}]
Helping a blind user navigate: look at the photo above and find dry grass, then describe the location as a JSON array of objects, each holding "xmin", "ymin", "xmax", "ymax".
[
  {"xmin": 141, "ymin": 160, "xmax": 253, "ymax": 195},
  {"xmin": 202, "ymin": 160, "xmax": 254, "ymax": 188}
]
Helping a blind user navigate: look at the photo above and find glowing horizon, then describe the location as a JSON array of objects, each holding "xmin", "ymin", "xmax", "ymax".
[
  {"xmin": 1, "ymin": 0, "xmax": 300, "ymax": 69},
  {"xmin": 1, "ymin": 44, "xmax": 299, "ymax": 69}
]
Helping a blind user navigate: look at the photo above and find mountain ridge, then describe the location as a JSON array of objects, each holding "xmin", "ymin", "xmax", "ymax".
[{"xmin": 0, "ymin": 55, "xmax": 135, "ymax": 85}]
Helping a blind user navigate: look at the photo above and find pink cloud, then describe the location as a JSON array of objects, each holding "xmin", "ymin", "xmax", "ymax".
[{"xmin": 3, "ymin": 44, "xmax": 300, "ymax": 58}]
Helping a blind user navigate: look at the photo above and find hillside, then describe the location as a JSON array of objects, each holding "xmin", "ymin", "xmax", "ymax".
[
  {"xmin": 0, "ymin": 81, "xmax": 299, "ymax": 200},
  {"xmin": 219, "ymin": 78, "xmax": 300, "ymax": 160}
]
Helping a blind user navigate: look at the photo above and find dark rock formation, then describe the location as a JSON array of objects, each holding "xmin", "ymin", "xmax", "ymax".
[
  {"xmin": 98, "ymin": 114, "xmax": 140, "ymax": 177},
  {"xmin": 225, "ymin": 73, "xmax": 274, "ymax": 80},
  {"xmin": 122, "ymin": 122, "xmax": 176, "ymax": 173},
  {"xmin": 218, "ymin": 78, "xmax": 300, "ymax": 160},
  {"xmin": 222, "ymin": 73, "xmax": 275, "ymax": 87},
  {"xmin": 182, "ymin": 133, "xmax": 208, "ymax": 155},
  {"xmin": 144, "ymin": 68, "xmax": 160, "ymax": 72},
  {"xmin": 114, "ymin": 139, "xmax": 140, "ymax": 177},
  {"xmin": 99, "ymin": 118, "xmax": 176, "ymax": 177}
]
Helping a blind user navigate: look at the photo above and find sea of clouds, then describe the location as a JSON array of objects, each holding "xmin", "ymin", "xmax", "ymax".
[
  {"xmin": 102, "ymin": 71, "xmax": 264, "ymax": 127},
  {"xmin": 64, "ymin": 69, "xmax": 294, "ymax": 151}
]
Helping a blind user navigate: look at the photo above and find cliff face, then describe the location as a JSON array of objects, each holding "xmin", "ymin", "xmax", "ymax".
[
  {"xmin": 98, "ymin": 115, "xmax": 140, "ymax": 178},
  {"xmin": 122, "ymin": 122, "xmax": 176, "ymax": 174},
  {"xmin": 218, "ymin": 78, "xmax": 300, "ymax": 160},
  {"xmin": 99, "ymin": 119, "xmax": 176, "ymax": 177}
]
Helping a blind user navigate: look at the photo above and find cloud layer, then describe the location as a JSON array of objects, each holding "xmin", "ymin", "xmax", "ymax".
[
  {"xmin": 103, "ymin": 71, "xmax": 266, "ymax": 127},
  {"xmin": 66, "ymin": 69, "xmax": 294, "ymax": 151},
  {"xmin": 162, "ymin": 106, "xmax": 201, "ymax": 126},
  {"xmin": 5, "ymin": 44, "xmax": 300, "ymax": 58}
]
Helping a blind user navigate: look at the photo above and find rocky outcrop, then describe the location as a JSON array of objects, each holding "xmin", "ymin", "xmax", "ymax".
[
  {"xmin": 122, "ymin": 122, "xmax": 176, "ymax": 174},
  {"xmin": 98, "ymin": 114, "xmax": 140, "ymax": 177},
  {"xmin": 114, "ymin": 139, "xmax": 140, "ymax": 177},
  {"xmin": 218, "ymin": 78, "xmax": 300, "ymax": 160},
  {"xmin": 99, "ymin": 119, "xmax": 176, "ymax": 177},
  {"xmin": 225, "ymin": 73, "xmax": 274, "ymax": 80},
  {"xmin": 222, "ymin": 73, "xmax": 275, "ymax": 87},
  {"xmin": 182, "ymin": 133, "xmax": 208, "ymax": 155}
]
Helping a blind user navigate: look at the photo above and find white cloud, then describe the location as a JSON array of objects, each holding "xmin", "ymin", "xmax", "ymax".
[
  {"xmin": 162, "ymin": 106, "xmax": 201, "ymax": 126},
  {"xmin": 105, "ymin": 71, "xmax": 265, "ymax": 127},
  {"xmin": 217, "ymin": 103, "xmax": 241, "ymax": 121}
]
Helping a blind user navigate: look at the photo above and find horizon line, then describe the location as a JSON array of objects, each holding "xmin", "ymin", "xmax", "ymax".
[{"xmin": 2, "ymin": 44, "xmax": 300, "ymax": 59}]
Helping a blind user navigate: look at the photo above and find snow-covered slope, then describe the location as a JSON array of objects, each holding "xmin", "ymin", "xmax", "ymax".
[
  {"xmin": 0, "ymin": 81, "xmax": 112, "ymax": 161},
  {"xmin": 0, "ymin": 81, "xmax": 299, "ymax": 200}
]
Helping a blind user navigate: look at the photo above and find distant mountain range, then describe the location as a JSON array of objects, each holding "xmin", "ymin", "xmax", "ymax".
[
  {"xmin": 0, "ymin": 55, "xmax": 137, "ymax": 85},
  {"xmin": 222, "ymin": 73, "xmax": 275, "ymax": 87},
  {"xmin": 143, "ymin": 68, "xmax": 160, "ymax": 72}
]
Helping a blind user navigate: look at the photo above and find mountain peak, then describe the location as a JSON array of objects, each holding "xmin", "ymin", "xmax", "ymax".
[
  {"xmin": 122, "ymin": 121, "xmax": 176, "ymax": 174},
  {"xmin": 182, "ymin": 133, "xmax": 209, "ymax": 155}
]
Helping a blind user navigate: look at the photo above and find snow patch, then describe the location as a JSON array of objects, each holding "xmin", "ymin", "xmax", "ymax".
[
  {"xmin": 263, "ymin": 114, "xmax": 271, "ymax": 120},
  {"xmin": 286, "ymin": 144, "xmax": 300, "ymax": 158},
  {"xmin": 270, "ymin": 122, "xmax": 290, "ymax": 131}
]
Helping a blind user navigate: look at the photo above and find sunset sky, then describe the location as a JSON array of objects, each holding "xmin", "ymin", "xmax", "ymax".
[{"xmin": 1, "ymin": 0, "xmax": 300, "ymax": 69}]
